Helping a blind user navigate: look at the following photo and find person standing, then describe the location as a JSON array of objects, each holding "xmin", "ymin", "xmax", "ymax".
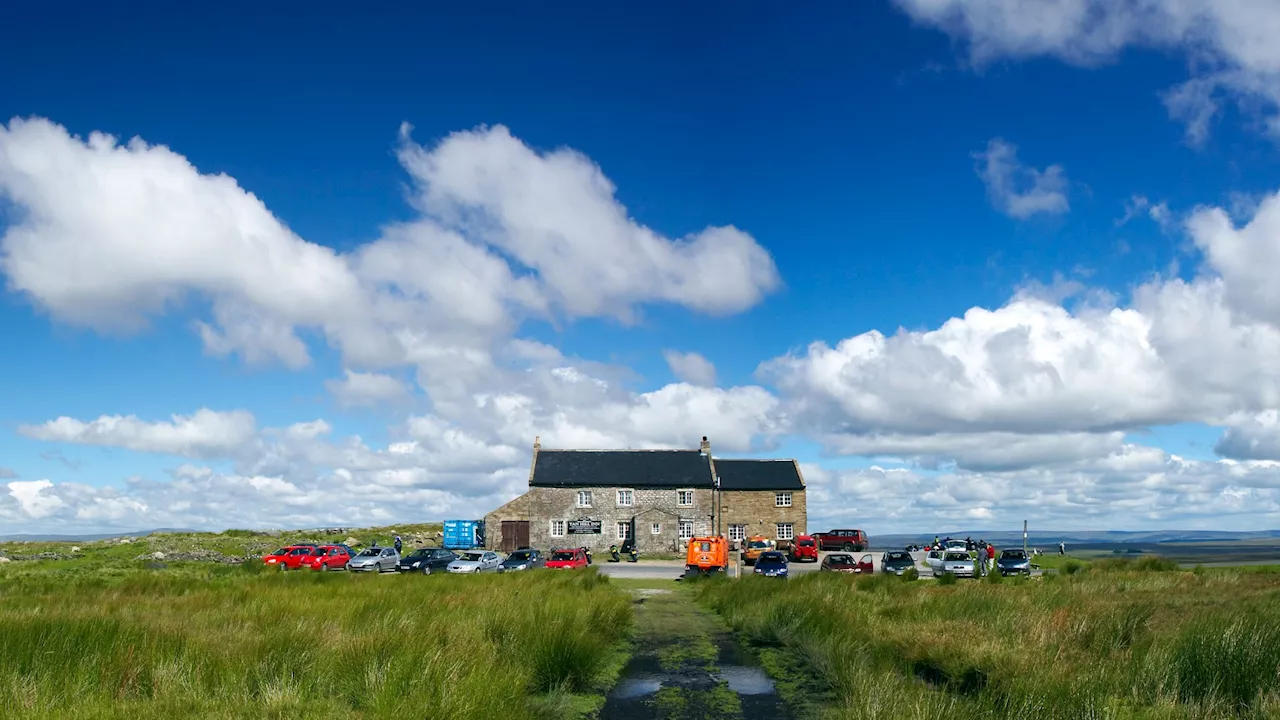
[
  {"xmin": 393, "ymin": 534, "xmax": 403, "ymax": 554},
  {"xmin": 986, "ymin": 542, "xmax": 996, "ymax": 573},
  {"xmin": 1059, "ymin": 541, "xmax": 1066, "ymax": 556}
]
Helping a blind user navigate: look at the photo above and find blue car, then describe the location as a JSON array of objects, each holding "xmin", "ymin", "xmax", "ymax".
[
  {"xmin": 997, "ymin": 549, "xmax": 1031, "ymax": 576},
  {"xmin": 753, "ymin": 551, "xmax": 789, "ymax": 578}
]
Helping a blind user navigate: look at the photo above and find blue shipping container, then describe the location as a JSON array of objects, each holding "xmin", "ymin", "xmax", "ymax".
[{"xmin": 443, "ymin": 519, "xmax": 485, "ymax": 549}]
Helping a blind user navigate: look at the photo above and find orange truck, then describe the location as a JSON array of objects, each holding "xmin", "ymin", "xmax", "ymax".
[{"xmin": 684, "ymin": 536, "xmax": 729, "ymax": 575}]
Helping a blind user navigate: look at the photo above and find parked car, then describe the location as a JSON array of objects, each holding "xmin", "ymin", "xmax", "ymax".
[
  {"xmin": 742, "ymin": 536, "xmax": 775, "ymax": 565},
  {"xmin": 347, "ymin": 546, "xmax": 399, "ymax": 573},
  {"xmin": 788, "ymin": 535, "xmax": 819, "ymax": 562},
  {"xmin": 307, "ymin": 544, "xmax": 356, "ymax": 571},
  {"xmin": 397, "ymin": 547, "xmax": 457, "ymax": 575},
  {"xmin": 545, "ymin": 547, "xmax": 589, "ymax": 569},
  {"xmin": 881, "ymin": 550, "xmax": 916, "ymax": 575},
  {"xmin": 447, "ymin": 550, "xmax": 501, "ymax": 573},
  {"xmin": 932, "ymin": 550, "xmax": 976, "ymax": 578},
  {"xmin": 685, "ymin": 536, "xmax": 729, "ymax": 575},
  {"xmin": 812, "ymin": 529, "xmax": 868, "ymax": 552},
  {"xmin": 498, "ymin": 548, "xmax": 544, "ymax": 572},
  {"xmin": 753, "ymin": 550, "xmax": 789, "ymax": 578},
  {"xmin": 262, "ymin": 544, "xmax": 320, "ymax": 570},
  {"xmin": 821, "ymin": 553, "xmax": 874, "ymax": 573},
  {"xmin": 996, "ymin": 549, "xmax": 1032, "ymax": 576}
]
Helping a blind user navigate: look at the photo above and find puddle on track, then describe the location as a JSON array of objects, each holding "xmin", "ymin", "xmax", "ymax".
[
  {"xmin": 717, "ymin": 665, "xmax": 775, "ymax": 695},
  {"xmin": 600, "ymin": 596, "xmax": 792, "ymax": 720}
]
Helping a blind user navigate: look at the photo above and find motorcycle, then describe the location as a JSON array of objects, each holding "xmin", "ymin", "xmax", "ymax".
[{"xmin": 608, "ymin": 544, "xmax": 621, "ymax": 562}]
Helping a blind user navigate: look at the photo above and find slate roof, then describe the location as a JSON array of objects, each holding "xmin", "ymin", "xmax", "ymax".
[
  {"xmin": 713, "ymin": 459, "xmax": 805, "ymax": 491},
  {"xmin": 530, "ymin": 449, "xmax": 715, "ymax": 488}
]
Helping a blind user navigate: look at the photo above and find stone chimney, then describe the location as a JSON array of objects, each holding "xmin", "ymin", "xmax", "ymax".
[
  {"xmin": 527, "ymin": 436, "xmax": 541, "ymax": 486},
  {"xmin": 700, "ymin": 435, "xmax": 710, "ymax": 456}
]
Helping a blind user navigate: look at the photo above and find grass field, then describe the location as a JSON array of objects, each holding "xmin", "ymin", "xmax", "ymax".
[
  {"xmin": 695, "ymin": 562, "xmax": 1280, "ymax": 719},
  {"xmin": 0, "ymin": 563, "xmax": 630, "ymax": 720}
]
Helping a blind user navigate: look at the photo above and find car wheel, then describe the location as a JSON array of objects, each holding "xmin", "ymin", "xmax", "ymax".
[
  {"xmin": 422, "ymin": 566, "xmax": 432, "ymax": 576},
  {"xmin": 320, "ymin": 562, "xmax": 329, "ymax": 572},
  {"xmin": 842, "ymin": 543, "xmax": 853, "ymax": 551}
]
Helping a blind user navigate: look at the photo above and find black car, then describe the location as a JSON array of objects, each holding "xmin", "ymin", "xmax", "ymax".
[
  {"xmin": 881, "ymin": 550, "xmax": 916, "ymax": 575},
  {"xmin": 397, "ymin": 548, "xmax": 457, "ymax": 575},
  {"xmin": 498, "ymin": 548, "xmax": 545, "ymax": 572}
]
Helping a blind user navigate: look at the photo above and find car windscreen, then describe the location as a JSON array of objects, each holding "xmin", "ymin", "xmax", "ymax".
[
  {"xmin": 759, "ymin": 552, "xmax": 785, "ymax": 562},
  {"xmin": 747, "ymin": 540, "xmax": 771, "ymax": 549},
  {"xmin": 357, "ymin": 548, "xmax": 379, "ymax": 557},
  {"xmin": 827, "ymin": 554, "xmax": 853, "ymax": 564},
  {"xmin": 945, "ymin": 552, "xmax": 970, "ymax": 561},
  {"xmin": 407, "ymin": 550, "xmax": 432, "ymax": 558},
  {"xmin": 886, "ymin": 552, "xmax": 910, "ymax": 561},
  {"xmin": 460, "ymin": 553, "xmax": 483, "ymax": 561},
  {"xmin": 798, "ymin": 539, "xmax": 815, "ymax": 546},
  {"xmin": 1000, "ymin": 550, "xmax": 1027, "ymax": 559},
  {"xmin": 551, "ymin": 551, "xmax": 576, "ymax": 561},
  {"xmin": 508, "ymin": 551, "xmax": 532, "ymax": 561},
  {"xmin": 270, "ymin": 548, "xmax": 290, "ymax": 556}
]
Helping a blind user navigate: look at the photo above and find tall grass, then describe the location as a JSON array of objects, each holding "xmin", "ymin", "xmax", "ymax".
[
  {"xmin": 697, "ymin": 567, "xmax": 1280, "ymax": 718},
  {"xmin": 0, "ymin": 566, "xmax": 629, "ymax": 719}
]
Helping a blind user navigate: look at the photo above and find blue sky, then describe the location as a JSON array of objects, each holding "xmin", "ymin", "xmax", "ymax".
[{"xmin": 4, "ymin": 0, "xmax": 1280, "ymax": 534}]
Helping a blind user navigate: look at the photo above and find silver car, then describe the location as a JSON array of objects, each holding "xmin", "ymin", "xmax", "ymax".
[
  {"xmin": 938, "ymin": 551, "xmax": 976, "ymax": 578},
  {"xmin": 347, "ymin": 546, "xmax": 399, "ymax": 572},
  {"xmin": 447, "ymin": 550, "xmax": 501, "ymax": 573}
]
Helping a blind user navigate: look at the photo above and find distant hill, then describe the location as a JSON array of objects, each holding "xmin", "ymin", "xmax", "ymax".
[
  {"xmin": 0, "ymin": 528, "xmax": 197, "ymax": 542},
  {"xmin": 872, "ymin": 529, "xmax": 1280, "ymax": 548}
]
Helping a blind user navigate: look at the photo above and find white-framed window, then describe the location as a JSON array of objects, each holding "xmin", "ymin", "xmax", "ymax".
[
  {"xmin": 651, "ymin": 522, "xmax": 662, "ymax": 535},
  {"xmin": 777, "ymin": 523, "xmax": 794, "ymax": 541},
  {"xmin": 616, "ymin": 489, "xmax": 633, "ymax": 507},
  {"xmin": 775, "ymin": 492, "xmax": 792, "ymax": 508},
  {"xmin": 679, "ymin": 521, "xmax": 694, "ymax": 541},
  {"xmin": 576, "ymin": 490, "xmax": 593, "ymax": 508},
  {"xmin": 617, "ymin": 522, "xmax": 631, "ymax": 540},
  {"xmin": 550, "ymin": 520, "xmax": 566, "ymax": 537},
  {"xmin": 677, "ymin": 489, "xmax": 694, "ymax": 507},
  {"xmin": 728, "ymin": 524, "xmax": 746, "ymax": 542}
]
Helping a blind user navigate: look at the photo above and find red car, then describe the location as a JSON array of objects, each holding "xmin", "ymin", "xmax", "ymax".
[
  {"xmin": 788, "ymin": 535, "xmax": 819, "ymax": 562},
  {"xmin": 820, "ymin": 552, "xmax": 875, "ymax": 574},
  {"xmin": 545, "ymin": 547, "xmax": 589, "ymax": 569},
  {"xmin": 306, "ymin": 544, "xmax": 356, "ymax": 571},
  {"xmin": 262, "ymin": 544, "xmax": 320, "ymax": 570}
]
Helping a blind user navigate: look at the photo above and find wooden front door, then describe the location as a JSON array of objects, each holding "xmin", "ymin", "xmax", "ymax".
[{"xmin": 501, "ymin": 521, "xmax": 530, "ymax": 553}]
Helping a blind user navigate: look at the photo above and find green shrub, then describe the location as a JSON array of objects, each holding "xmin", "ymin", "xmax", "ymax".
[
  {"xmin": 984, "ymin": 567, "xmax": 1003, "ymax": 584},
  {"xmin": 902, "ymin": 567, "xmax": 920, "ymax": 582},
  {"xmin": 936, "ymin": 571, "xmax": 958, "ymax": 586},
  {"xmin": 1063, "ymin": 560, "xmax": 1084, "ymax": 575}
]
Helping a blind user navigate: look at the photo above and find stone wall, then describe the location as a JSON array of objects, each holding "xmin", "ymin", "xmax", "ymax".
[
  {"xmin": 717, "ymin": 489, "xmax": 807, "ymax": 543},
  {"xmin": 485, "ymin": 486, "xmax": 716, "ymax": 553}
]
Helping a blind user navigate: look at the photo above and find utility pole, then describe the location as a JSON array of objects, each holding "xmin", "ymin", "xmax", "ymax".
[{"xmin": 1023, "ymin": 520, "xmax": 1028, "ymax": 556}]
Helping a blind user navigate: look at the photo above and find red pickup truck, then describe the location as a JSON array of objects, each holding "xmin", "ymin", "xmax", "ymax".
[{"xmin": 812, "ymin": 529, "xmax": 868, "ymax": 552}]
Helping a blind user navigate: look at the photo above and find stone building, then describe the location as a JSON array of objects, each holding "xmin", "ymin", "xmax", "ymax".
[{"xmin": 484, "ymin": 436, "xmax": 807, "ymax": 553}]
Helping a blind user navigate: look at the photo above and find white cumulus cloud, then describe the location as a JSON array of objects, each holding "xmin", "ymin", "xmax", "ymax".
[
  {"xmin": 663, "ymin": 350, "xmax": 718, "ymax": 387},
  {"xmin": 894, "ymin": 0, "xmax": 1280, "ymax": 142},
  {"xmin": 324, "ymin": 369, "xmax": 409, "ymax": 407},
  {"xmin": 974, "ymin": 138, "xmax": 1069, "ymax": 219},
  {"xmin": 18, "ymin": 409, "xmax": 257, "ymax": 459}
]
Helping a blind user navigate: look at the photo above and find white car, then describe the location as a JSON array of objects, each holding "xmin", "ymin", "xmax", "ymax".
[
  {"xmin": 447, "ymin": 550, "xmax": 501, "ymax": 573},
  {"xmin": 926, "ymin": 550, "xmax": 976, "ymax": 578}
]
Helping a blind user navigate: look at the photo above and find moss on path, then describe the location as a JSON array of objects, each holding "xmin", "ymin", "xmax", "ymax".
[{"xmin": 600, "ymin": 582, "xmax": 790, "ymax": 720}]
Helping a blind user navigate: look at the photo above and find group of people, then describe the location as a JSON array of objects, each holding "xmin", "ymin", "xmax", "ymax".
[{"xmin": 932, "ymin": 535, "xmax": 998, "ymax": 575}]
